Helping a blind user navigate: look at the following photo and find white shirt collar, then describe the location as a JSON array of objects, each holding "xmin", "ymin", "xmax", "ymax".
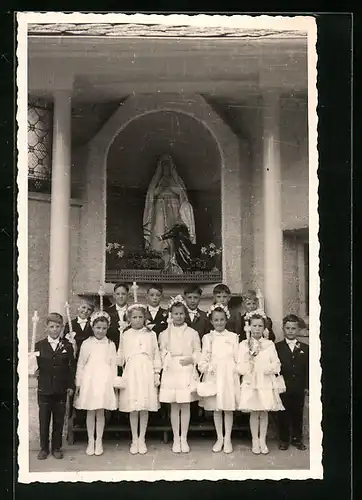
[
  {"xmin": 116, "ymin": 304, "xmax": 127, "ymax": 312},
  {"xmin": 286, "ymin": 338, "xmax": 297, "ymax": 344},
  {"xmin": 77, "ymin": 316, "xmax": 87, "ymax": 323},
  {"xmin": 148, "ymin": 306, "xmax": 160, "ymax": 313},
  {"xmin": 47, "ymin": 336, "xmax": 60, "ymax": 349}
]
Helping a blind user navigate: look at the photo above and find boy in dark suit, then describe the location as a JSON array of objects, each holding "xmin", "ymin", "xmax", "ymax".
[
  {"xmin": 184, "ymin": 284, "xmax": 209, "ymax": 341},
  {"xmin": 145, "ymin": 284, "xmax": 168, "ymax": 338},
  {"xmin": 63, "ymin": 298, "xmax": 94, "ymax": 359},
  {"xmin": 276, "ymin": 314, "xmax": 309, "ymax": 451},
  {"xmin": 106, "ymin": 282, "xmax": 129, "ymax": 350},
  {"xmin": 211, "ymin": 284, "xmax": 242, "ymax": 337},
  {"xmin": 240, "ymin": 290, "xmax": 275, "ymax": 342},
  {"xmin": 35, "ymin": 313, "xmax": 75, "ymax": 460}
]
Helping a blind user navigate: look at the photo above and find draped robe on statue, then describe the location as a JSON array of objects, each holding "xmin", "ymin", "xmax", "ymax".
[{"xmin": 143, "ymin": 155, "xmax": 196, "ymax": 272}]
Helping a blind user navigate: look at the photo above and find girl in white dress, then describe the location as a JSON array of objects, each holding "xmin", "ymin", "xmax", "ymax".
[
  {"xmin": 117, "ymin": 304, "xmax": 161, "ymax": 455},
  {"xmin": 198, "ymin": 304, "xmax": 240, "ymax": 454},
  {"xmin": 237, "ymin": 311, "xmax": 284, "ymax": 455},
  {"xmin": 74, "ymin": 311, "xmax": 117, "ymax": 456},
  {"xmin": 159, "ymin": 295, "xmax": 201, "ymax": 454}
]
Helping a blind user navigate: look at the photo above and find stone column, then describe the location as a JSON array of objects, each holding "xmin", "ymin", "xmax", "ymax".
[
  {"xmin": 262, "ymin": 92, "xmax": 283, "ymax": 338},
  {"xmin": 48, "ymin": 89, "xmax": 72, "ymax": 313}
]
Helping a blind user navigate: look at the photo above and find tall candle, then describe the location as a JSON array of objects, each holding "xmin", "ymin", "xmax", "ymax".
[
  {"xmin": 65, "ymin": 302, "xmax": 72, "ymax": 332},
  {"xmin": 131, "ymin": 281, "xmax": 138, "ymax": 303},
  {"xmin": 30, "ymin": 310, "xmax": 39, "ymax": 352},
  {"xmin": 98, "ymin": 285, "xmax": 105, "ymax": 312}
]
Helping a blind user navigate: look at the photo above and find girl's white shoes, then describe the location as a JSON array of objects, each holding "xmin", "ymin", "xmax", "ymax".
[
  {"xmin": 252, "ymin": 440, "xmax": 261, "ymax": 454},
  {"xmin": 138, "ymin": 439, "xmax": 148, "ymax": 455},
  {"xmin": 86, "ymin": 439, "xmax": 95, "ymax": 456},
  {"xmin": 180, "ymin": 438, "xmax": 190, "ymax": 453},
  {"xmin": 212, "ymin": 438, "xmax": 224, "ymax": 453},
  {"xmin": 172, "ymin": 437, "xmax": 181, "ymax": 453},
  {"xmin": 130, "ymin": 440, "xmax": 138, "ymax": 455},
  {"xmin": 259, "ymin": 440, "xmax": 269, "ymax": 455},
  {"xmin": 223, "ymin": 439, "xmax": 233, "ymax": 454},
  {"xmin": 94, "ymin": 439, "xmax": 103, "ymax": 456}
]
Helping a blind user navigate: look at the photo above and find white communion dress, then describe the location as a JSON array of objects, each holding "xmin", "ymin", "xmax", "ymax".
[
  {"xmin": 159, "ymin": 323, "xmax": 201, "ymax": 403},
  {"xmin": 237, "ymin": 338, "xmax": 285, "ymax": 412},
  {"xmin": 74, "ymin": 336, "xmax": 117, "ymax": 411},
  {"xmin": 198, "ymin": 330, "xmax": 240, "ymax": 411},
  {"xmin": 117, "ymin": 327, "xmax": 161, "ymax": 412}
]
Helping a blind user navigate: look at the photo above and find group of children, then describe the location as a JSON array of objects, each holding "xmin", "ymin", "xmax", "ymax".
[{"xmin": 31, "ymin": 283, "xmax": 309, "ymax": 461}]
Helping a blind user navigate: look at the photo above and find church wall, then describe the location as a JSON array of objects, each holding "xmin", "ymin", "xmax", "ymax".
[
  {"xmin": 227, "ymin": 97, "xmax": 308, "ymax": 322},
  {"xmin": 280, "ymin": 98, "xmax": 309, "ymax": 231},
  {"xmin": 28, "ymin": 194, "xmax": 83, "ymax": 344}
]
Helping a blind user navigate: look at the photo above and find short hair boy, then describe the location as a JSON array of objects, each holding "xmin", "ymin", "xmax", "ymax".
[
  {"xmin": 275, "ymin": 314, "xmax": 309, "ymax": 451},
  {"xmin": 145, "ymin": 284, "xmax": 168, "ymax": 338},
  {"xmin": 106, "ymin": 283, "xmax": 130, "ymax": 349},
  {"xmin": 183, "ymin": 284, "xmax": 209, "ymax": 340},
  {"xmin": 35, "ymin": 313, "xmax": 75, "ymax": 460},
  {"xmin": 63, "ymin": 298, "xmax": 95, "ymax": 358}
]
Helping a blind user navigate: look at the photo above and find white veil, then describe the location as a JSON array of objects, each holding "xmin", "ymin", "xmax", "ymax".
[{"xmin": 143, "ymin": 154, "xmax": 196, "ymax": 248}]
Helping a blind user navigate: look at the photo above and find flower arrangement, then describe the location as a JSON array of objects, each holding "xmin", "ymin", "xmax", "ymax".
[
  {"xmin": 106, "ymin": 242, "xmax": 164, "ymax": 270},
  {"xmin": 192, "ymin": 242, "xmax": 222, "ymax": 271}
]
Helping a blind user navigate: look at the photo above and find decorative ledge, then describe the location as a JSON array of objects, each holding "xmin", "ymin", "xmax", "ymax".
[{"xmin": 105, "ymin": 269, "xmax": 222, "ymax": 284}]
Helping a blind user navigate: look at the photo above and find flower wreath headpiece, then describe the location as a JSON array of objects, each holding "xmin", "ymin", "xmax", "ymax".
[
  {"xmin": 167, "ymin": 294, "xmax": 187, "ymax": 324},
  {"xmin": 244, "ymin": 309, "xmax": 269, "ymax": 340},
  {"xmin": 90, "ymin": 310, "xmax": 111, "ymax": 328},
  {"xmin": 245, "ymin": 308, "xmax": 267, "ymax": 321},
  {"xmin": 207, "ymin": 303, "xmax": 231, "ymax": 320},
  {"xmin": 168, "ymin": 294, "xmax": 187, "ymax": 310},
  {"xmin": 127, "ymin": 303, "xmax": 147, "ymax": 314}
]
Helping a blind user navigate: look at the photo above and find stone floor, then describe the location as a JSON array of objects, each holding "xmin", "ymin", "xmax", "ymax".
[
  {"xmin": 28, "ymin": 379, "xmax": 309, "ymax": 472},
  {"xmin": 29, "ymin": 438, "xmax": 309, "ymax": 472}
]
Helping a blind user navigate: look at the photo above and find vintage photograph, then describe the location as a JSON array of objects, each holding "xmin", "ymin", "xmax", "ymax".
[{"xmin": 17, "ymin": 13, "xmax": 321, "ymax": 482}]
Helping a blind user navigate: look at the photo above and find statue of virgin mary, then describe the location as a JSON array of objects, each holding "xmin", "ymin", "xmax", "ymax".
[{"xmin": 143, "ymin": 155, "xmax": 196, "ymax": 263}]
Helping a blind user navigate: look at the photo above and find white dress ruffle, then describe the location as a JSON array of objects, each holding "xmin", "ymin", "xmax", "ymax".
[
  {"xmin": 159, "ymin": 324, "xmax": 201, "ymax": 403},
  {"xmin": 198, "ymin": 330, "xmax": 240, "ymax": 411},
  {"xmin": 117, "ymin": 328, "xmax": 161, "ymax": 412},
  {"xmin": 74, "ymin": 337, "xmax": 117, "ymax": 411},
  {"xmin": 237, "ymin": 338, "xmax": 285, "ymax": 412}
]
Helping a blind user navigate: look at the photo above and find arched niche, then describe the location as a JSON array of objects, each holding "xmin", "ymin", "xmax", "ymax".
[
  {"xmin": 106, "ymin": 110, "xmax": 221, "ymax": 254},
  {"xmin": 77, "ymin": 94, "xmax": 245, "ymax": 295}
]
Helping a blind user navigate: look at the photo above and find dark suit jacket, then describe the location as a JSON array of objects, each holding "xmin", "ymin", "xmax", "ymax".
[
  {"xmin": 240, "ymin": 313, "xmax": 276, "ymax": 342},
  {"xmin": 227, "ymin": 312, "xmax": 242, "ymax": 337},
  {"xmin": 145, "ymin": 306, "xmax": 168, "ymax": 338},
  {"xmin": 275, "ymin": 339, "xmax": 309, "ymax": 393},
  {"xmin": 35, "ymin": 337, "xmax": 75, "ymax": 395},
  {"xmin": 185, "ymin": 308, "xmax": 209, "ymax": 340},
  {"xmin": 63, "ymin": 318, "xmax": 93, "ymax": 358},
  {"xmin": 105, "ymin": 304, "xmax": 128, "ymax": 350}
]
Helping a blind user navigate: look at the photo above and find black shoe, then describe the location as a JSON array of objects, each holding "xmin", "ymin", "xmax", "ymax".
[
  {"xmin": 291, "ymin": 439, "xmax": 307, "ymax": 451},
  {"xmin": 52, "ymin": 449, "xmax": 64, "ymax": 459},
  {"xmin": 279, "ymin": 442, "xmax": 289, "ymax": 450},
  {"xmin": 37, "ymin": 449, "xmax": 49, "ymax": 460},
  {"xmin": 295, "ymin": 442, "xmax": 307, "ymax": 451}
]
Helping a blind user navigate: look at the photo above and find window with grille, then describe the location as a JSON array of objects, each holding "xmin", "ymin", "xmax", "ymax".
[{"xmin": 28, "ymin": 101, "xmax": 52, "ymax": 193}]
